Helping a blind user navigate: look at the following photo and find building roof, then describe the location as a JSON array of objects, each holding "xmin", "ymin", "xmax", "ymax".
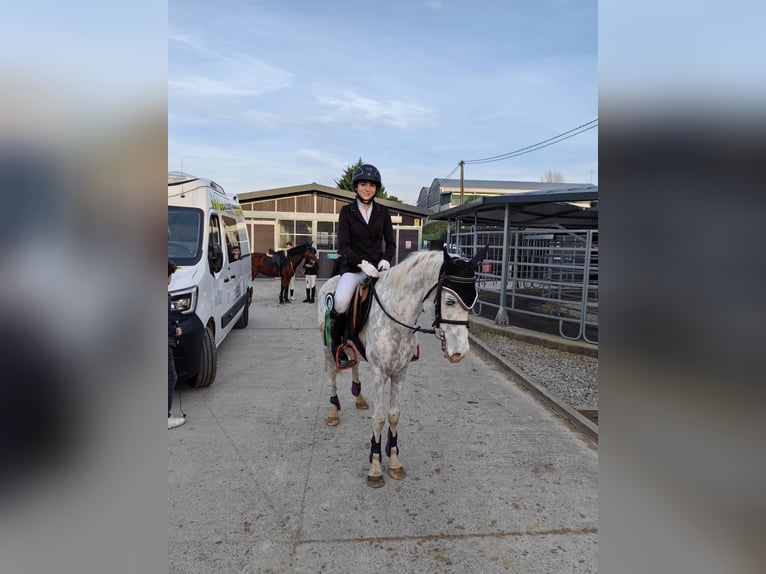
[
  {"xmin": 237, "ymin": 183, "xmax": 433, "ymax": 217},
  {"xmin": 429, "ymin": 186, "xmax": 598, "ymax": 229},
  {"xmin": 417, "ymin": 178, "xmax": 595, "ymax": 209},
  {"xmin": 431, "ymin": 178, "xmax": 593, "ymax": 192}
]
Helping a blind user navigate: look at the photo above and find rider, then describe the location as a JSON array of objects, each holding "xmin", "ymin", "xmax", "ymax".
[{"xmin": 329, "ymin": 163, "xmax": 396, "ymax": 368}]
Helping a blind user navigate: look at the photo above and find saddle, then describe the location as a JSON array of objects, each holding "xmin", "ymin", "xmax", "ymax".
[
  {"xmin": 348, "ymin": 277, "xmax": 375, "ymax": 338},
  {"xmin": 266, "ymin": 249, "xmax": 285, "ymax": 269},
  {"xmin": 330, "ymin": 277, "xmax": 375, "ymax": 362},
  {"xmin": 329, "ymin": 276, "xmax": 420, "ymax": 364}
]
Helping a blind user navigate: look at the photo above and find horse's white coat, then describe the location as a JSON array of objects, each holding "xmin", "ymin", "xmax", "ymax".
[{"xmin": 318, "ymin": 250, "xmax": 472, "ymax": 486}]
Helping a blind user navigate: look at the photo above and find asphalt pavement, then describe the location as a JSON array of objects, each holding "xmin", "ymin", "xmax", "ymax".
[{"xmin": 168, "ymin": 277, "xmax": 598, "ymax": 573}]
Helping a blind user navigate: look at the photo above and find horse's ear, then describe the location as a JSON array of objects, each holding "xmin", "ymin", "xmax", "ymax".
[
  {"xmin": 443, "ymin": 246, "xmax": 451, "ymax": 265},
  {"xmin": 470, "ymin": 245, "xmax": 489, "ymax": 269}
]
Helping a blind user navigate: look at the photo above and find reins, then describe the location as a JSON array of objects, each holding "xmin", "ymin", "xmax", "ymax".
[
  {"xmin": 371, "ymin": 283, "xmax": 437, "ymax": 335},
  {"xmin": 370, "ymin": 267, "xmax": 477, "ymax": 338}
]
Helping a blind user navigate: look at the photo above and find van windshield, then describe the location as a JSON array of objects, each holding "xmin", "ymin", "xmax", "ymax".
[{"xmin": 168, "ymin": 207, "xmax": 203, "ymax": 266}]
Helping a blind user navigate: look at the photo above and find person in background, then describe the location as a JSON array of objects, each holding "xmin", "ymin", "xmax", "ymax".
[
  {"xmin": 283, "ymin": 241, "xmax": 295, "ymax": 301},
  {"xmin": 168, "ymin": 260, "xmax": 186, "ymax": 429},
  {"xmin": 302, "ymin": 247, "xmax": 318, "ymax": 303},
  {"xmin": 328, "ymin": 163, "xmax": 395, "ymax": 368},
  {"xmin": 230, "ymin": 245, "xmax": 241, "ymax": 261}
]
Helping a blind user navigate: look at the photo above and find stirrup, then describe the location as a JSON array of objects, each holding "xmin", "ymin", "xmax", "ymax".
[{"xmin": 335, "ymin": 344, "xmax": 357, "ymax": 370}]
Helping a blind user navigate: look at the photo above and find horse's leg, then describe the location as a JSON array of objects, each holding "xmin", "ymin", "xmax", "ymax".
[
  {"xmin": 385, "ymin": 371, "xmax": 406, "ymax": 480},
  {"xmin": 366, "ymin": 374, "xmax": 387, "ymax": 488},
  {"xmin": 327, "ymin": 363, "xmax": 341, "ymax": 427},
  {"xmin": 351, "ymin": 364, "xmax": 368, "ymax": 410}
]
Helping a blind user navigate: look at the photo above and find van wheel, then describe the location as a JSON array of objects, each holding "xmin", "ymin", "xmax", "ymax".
[
  {"xmin": 189, "ymin": 327, "xmax": 217, "ymax": 388},
  {"xmin": 235, "ymin": 299, "xmax": 249, "ymax": 328}
]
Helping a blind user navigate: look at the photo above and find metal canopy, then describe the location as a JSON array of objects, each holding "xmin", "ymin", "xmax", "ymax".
[{"xmin": 429, "ymin": 186, "xmax": 598, "ymax": 228}]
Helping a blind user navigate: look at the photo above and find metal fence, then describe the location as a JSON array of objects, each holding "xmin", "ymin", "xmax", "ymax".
[{"xmin": 449, "ymin": 226, "xmax": 598, "ymax": 345}]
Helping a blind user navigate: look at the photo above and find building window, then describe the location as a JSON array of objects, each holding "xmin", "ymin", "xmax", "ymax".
[
  {"xmin": 317, "ymin": 221, "xmax": 336, "ymax": 250},
  {"xmin": 279, "ymin": 220, "xmax": 313, "ymax": 248},
  {"xmin": 295, "ymin": 220, "xmax": 312, "ymax": 247}
]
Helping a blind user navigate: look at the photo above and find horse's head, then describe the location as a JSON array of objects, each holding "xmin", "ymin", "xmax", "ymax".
[
  {"xmin": 434, "ymin": 246, "xmax": 489, "ymax": 363},
  {"xmin": 304, "ymin": 246, "xmax": 318, "ymax": 266},
  {"xmin": 286, "ymin": 242, "xmax": 317, "ymax": 265}
]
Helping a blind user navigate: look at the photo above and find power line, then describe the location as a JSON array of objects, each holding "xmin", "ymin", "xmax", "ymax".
[
  {"xmin": 433, "ymin": 118, "xmax": 598, "ymax": 195},
  {"xmin": 463, "ymin": 119, "xmax": 598, "ymax": 165},
  {"xmin": 438, "ymin": 163, "xmax": 460, "ymax": 183}
]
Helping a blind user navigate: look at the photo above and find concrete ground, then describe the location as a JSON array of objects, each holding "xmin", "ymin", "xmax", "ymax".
[{"xmin": 168, "ymin": 278, "xmax": 598, "ymax": 573}]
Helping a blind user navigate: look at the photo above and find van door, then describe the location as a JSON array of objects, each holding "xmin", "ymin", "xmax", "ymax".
[
  {"xmin": 222, "ymin": 213, "xmax": 246, "ymax": 326},
  {"xmin": 208, "ymin": 214, "xmax": 229, "ymax": 346}
]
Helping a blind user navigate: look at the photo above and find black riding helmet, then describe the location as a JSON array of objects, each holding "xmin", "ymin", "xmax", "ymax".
[{"xmin": 351, "ymin": 164, "xmax": 382, "ymax": 204}]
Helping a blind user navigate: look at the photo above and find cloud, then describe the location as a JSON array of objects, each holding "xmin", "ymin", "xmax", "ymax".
[
  {"xmin": 316, "ymin": 91, "xmax": 433, "ymax": 129},
  {"xmin": 169, "ymin": 27, "xmax": 293, "ymax": 101},
  {"xmin": 239, "ymin": 108, "xmax": 281, "ymax": 128},
  {"xmin": 425, "ymin": 0, "xmax": 444, "ymax": 10},
  {"xmin": 168, "ymin": 27, "xmax": 202, "ymax": 51},
  {"xmin": 296, "ymin": 149, "xmax": 348, "ymax": 170},
  {"xmin": 169, "ymin": 76, "xmax": 262, "ymax": 98}
]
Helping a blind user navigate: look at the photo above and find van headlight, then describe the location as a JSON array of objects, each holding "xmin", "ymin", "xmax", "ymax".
[{"xmin": 170, "ymin": 287, "xmax": 197, "ymax": 314}]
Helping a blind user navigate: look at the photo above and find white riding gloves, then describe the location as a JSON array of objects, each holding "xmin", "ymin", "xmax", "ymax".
[
  {"xmin": 359, "ymin": 260, "xmax": 379, "ymax": 278},
  {"xmin": 377, "ymin": 259, "xmax": 390, "ymax": 271}
]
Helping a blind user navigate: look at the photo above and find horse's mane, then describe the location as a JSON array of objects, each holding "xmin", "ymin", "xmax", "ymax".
[
  {"xmin": 382, "ymin": 250, "xmax": 444, "ymax": 294},
  {"xmin": 287, "ymin": 242, "xmax": 313, "ymax": 256}
]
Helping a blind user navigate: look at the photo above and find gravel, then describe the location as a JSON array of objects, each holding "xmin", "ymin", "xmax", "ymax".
[{"xmin": 470, "ymin": 330, "xmax": 599, "ymax": 411}]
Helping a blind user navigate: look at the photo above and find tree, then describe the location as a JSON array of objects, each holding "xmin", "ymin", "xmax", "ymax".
[
  {"xmin": 421, "ymin": 220, "xmax": 448, "ymax": 241},
  {"xmin": 541, "ymin": 169, "xmax": 564, "ymax": 183},
  {"xmin": 335, "ymin": 158, "xmax": 395, "ymax": 200}
]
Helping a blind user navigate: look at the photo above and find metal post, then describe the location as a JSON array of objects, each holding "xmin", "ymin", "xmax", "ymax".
[{"xmin": 494, "ymin": 204, "xmax": 510, "ymax": 325}]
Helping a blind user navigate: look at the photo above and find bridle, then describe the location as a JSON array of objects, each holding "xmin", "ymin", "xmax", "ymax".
[{"xmin": 370, "ymin": 263, "xmax": 477, "ymax": 345}]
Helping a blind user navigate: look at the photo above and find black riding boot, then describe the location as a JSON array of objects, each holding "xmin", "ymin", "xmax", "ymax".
[
  {"xmin": 310, "ymin": 286, "xmax": 316, "ymax": 303},
  {"xmin": 330, "ymin": 312, "xmax": 355, "ymax": 369},
  {"xmin": 303, "ymin": 288, "xmax": 311, "ymax": 303}
]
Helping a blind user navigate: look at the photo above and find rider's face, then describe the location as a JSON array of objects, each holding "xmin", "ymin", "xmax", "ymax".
[{"xmin": 356, "ymin": 181, "xmax": 376, "ymax": 199}]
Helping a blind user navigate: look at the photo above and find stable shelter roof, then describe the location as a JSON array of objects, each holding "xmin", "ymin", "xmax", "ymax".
[{"xmin": 429, "ymin": 185, "xmax": 598, "ymax": 229}]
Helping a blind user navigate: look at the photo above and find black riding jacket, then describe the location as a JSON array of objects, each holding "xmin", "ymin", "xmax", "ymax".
[{"xmin": 337, "ymin": 199, "xmax": 396, "ymax": 274}]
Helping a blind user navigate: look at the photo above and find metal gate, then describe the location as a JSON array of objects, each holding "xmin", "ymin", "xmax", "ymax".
[{"xmin": 449, "ymin": 227, "xmax": 598, "ymax": 344}]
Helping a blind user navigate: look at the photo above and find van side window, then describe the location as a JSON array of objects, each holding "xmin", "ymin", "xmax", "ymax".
[
  {"xmin": 209, "ymin": 215, "xmax": 222, "ymax": 247},
  {"xmin": 236, "ymin": 220, "xmax": 250, "ymax": 256},
  {"xmin": 222, "ymin": 215, "xmax": 240, "ymax": 261},
  {"xmin": 208, "ymin": 215, "xmax": 225, "ymax": 273}
]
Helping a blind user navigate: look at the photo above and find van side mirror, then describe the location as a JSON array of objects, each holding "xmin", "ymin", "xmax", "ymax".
[{"xmin": 208, "ymin": 242, "xmax": 224, "ymax": 273}]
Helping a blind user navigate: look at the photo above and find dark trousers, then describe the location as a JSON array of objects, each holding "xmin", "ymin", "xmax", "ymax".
[{"xmin": 168, "ymin": 346, "xmax": 177, "ymax": 416}]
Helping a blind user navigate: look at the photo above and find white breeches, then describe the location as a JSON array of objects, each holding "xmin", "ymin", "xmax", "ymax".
[
  {"xmin": 305, "ymin": 275, "xmax": 316, "ymax": 289},
  {"xmin": 333, "ymin": 271, "xmax": 366, "ymax": 314}
]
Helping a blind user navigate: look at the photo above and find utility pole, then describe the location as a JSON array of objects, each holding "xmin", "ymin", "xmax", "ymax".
[{"xmin": 459, "ymin": 160, "xmax": 464, "ymax": 205}]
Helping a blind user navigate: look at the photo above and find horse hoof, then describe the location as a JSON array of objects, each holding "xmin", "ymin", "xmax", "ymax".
[
  {"xmin": 366, "ymin": 475, "xmax": 385, "ymax": 488},
  {"xmin": 326, "ymin": 416, "xmax": 339, "ymax": 427},
  {"xmin": 355, "ymin": 397, "xmax": 369, "ymax": 410},
  {"xmin": 388, "ymin": 466, "xmax": 406, "ymax": 480}
]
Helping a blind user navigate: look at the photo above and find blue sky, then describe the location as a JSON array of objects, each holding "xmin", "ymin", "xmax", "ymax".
[{"xmin": 169, "ymin": 0, "xmax": 597, "ymax": 204}]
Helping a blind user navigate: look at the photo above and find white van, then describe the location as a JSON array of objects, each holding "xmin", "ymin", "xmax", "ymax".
[{"xmin": 167, "ymin": 172, "xmax": 253, "ymax": 387}]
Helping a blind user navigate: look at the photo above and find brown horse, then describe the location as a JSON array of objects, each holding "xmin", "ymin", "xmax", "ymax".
[{"xmin": 251, "ymin": 242, "xmax": 318, "ymax": 303}]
